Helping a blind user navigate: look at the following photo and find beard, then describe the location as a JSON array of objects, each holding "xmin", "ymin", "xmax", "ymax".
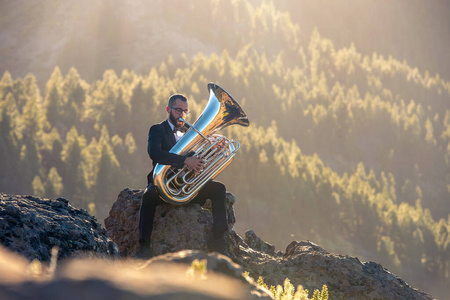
[{"xmin": 169, "ymin": 111, "xmax": 184, "ymax": 127}]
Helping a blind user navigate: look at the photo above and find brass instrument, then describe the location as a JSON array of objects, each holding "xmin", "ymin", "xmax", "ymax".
[{"xmin": 153, "ymin": 83, "xmax": 250, "ymax": 205}]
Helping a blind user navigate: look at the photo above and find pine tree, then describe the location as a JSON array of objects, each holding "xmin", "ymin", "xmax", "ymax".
[
  {"xmin": 32, "ymin": 176, "xmax": 46, "ymax": 197},
  {"xmin": 94, "ymin": 126, "xmax": 121, "ymax": 218},
  {"xmin": 0, "ymin": 93, "xmax": 22, "ymax": 192},
  {"xmin": 44, "ymin": 67, "xmax": 64, "ymax": 127},
  {"xmin": 47, "ymin": 167, "xmax": 63, "ymax": 198},
  {"xmin": 61, "ymin": 127, "xmax": 88, "ymax": 204}
]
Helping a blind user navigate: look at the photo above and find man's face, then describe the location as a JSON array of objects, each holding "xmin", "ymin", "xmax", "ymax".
[{"xmin": 167, "ymin": 98, "xmax": 188, "ymax": 127}]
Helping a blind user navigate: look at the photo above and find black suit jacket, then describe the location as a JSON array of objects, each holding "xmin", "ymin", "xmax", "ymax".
[{"xmin": 146, "ymin": 120, "xmax": 187, "ymax": 184}]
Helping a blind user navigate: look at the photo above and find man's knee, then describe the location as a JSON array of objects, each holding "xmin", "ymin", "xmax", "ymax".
[
  {"xmin": 210, "ymin": 181, "xmax": 226, "ymax": 195},
  {"xmin": 142, "ymin": 186, "xmax": 160, "ymax": 205}
]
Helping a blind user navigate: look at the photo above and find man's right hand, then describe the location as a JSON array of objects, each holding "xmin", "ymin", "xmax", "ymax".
[{"xmin": 184, "ymin": 156, "xmax": 205, "ymax": 172}]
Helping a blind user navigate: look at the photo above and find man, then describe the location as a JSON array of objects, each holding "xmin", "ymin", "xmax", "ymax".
[{"xmin": 135, "ymin": 93, "xmax": 230, "ymax": 260}]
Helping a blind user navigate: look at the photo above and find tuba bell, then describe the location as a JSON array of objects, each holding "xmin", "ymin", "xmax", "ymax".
[{"xmin": 153, "ymin": 82, "xmax": 250, "ymax": 205}]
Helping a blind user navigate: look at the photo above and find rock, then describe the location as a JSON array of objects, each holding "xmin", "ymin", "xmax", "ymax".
[
  {"xmin": 105, "ymin": 188, "xmax": 435, "ymax": 300},
  {"xmin": 103, "ymin": 188, "xmax": 142, "ymax": 257},
  {"xmin": 1, "ymin": 190, "xmax": 434, "ymax": 300},
  {"xmin": 146, "ymin": 249, "xmax": 244, "ymax": 279},
  {"xmin": 142, "ymin": 249, "xmax": 272, "ymax": 298},
  {"xmin": 104, "ymin": 188, "xmax": 237, "ymax": 257},
  {"xmin": 0, "ymin": 244, "xmax": 273, "ymax": 300},
  {"xmin": 234, "ymin": 239, "xmax": 434, "ymax": 300},
  {"xmin": 0, "ymin": 193, "xmax": 118, "ymax": 261},
  {"xmin": 244, "ymin": 230, "xmax": 276, "ymax": 256}
]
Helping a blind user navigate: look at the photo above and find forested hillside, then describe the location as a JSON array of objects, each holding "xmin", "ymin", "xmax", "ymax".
[{"xmin": 1, "ymin": 0, "xmax": 449, "ymax": 298}]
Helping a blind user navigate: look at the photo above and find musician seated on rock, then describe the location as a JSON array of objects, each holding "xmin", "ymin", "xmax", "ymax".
[{"xmin": 135, "ymin": 93, "xmax": 230, "ymax": 260}]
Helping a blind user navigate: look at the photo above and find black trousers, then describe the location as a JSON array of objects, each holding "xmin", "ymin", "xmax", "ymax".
[{"xmin": 138, "ymin": 180, "xmax": 228, "ymax": 246}]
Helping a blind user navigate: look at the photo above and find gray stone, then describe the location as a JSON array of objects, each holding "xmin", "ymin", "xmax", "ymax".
[
  {"xmin": 244, "ymin": 230, "xmax": 275, "ymax": 256},
  {"xmin": 104, "ymin": 188, "xmax": 236, "ymax": 257},
  {"xmin": 0, "ymin": 193, "xmax": 118, "ymax": 261},
  {"xmin": 234, "ymin": 239, "xmax": 434, "ymax": 300}
]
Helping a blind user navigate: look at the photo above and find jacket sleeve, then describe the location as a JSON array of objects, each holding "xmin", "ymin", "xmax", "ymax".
[{"xmin": 147, "ymin": 124, "xmax": 186, "ymax": 168}]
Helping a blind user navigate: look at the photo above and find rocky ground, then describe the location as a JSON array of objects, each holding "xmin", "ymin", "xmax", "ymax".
[
  {"xmin": 0, "ymin": 245, "xmax": 271, "ymax": 300},
  {"xmin": 0, "ymin": 193, "xmax": 118, "ymax": 261},
  {"xmin": 0, "ymin": 190, "xmax": 436, "ymax": 299}
]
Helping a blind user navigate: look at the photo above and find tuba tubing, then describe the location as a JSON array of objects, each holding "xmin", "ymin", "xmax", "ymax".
[{"xmin": 153, "ymin": 83, "xmax": 250, "ymax": 205}]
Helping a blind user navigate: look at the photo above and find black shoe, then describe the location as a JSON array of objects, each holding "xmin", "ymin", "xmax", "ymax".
[
  {"xmin": 135, "ymin": 244, "xmax": 153, "ymax": 260},
  {"xmin": 208, "ymin": 237, "xmax": 230, "ymax": 257}
]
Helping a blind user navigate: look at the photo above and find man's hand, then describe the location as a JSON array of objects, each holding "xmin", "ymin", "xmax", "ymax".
[
  {"xmin": 184, "ymin": 156, "xmax": 205, "ymax": 172},
  {"xmin": 212, "ymin": 138, "xmax": 227, "ymax": 151}
]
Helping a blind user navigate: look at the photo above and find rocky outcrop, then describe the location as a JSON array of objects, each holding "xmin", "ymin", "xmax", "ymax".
[
  {"xmin": 0, "ymin": 193, "xmax": 118, "ymax": 261},
  {"xmin": 0, "ymin": 244, "xmax": 272, "ymax": 299},
  {"xmin": 104, "ymin": 188, "xmax": 236, "ymax": 257},
  {"xmin": 233, "ymin": 239, "xmax": 433, "ymax": 300},
  {"xmin": 0, "ymin": 190, "xmax": 435, "ymax": 299},
  {"xmin": 105, "ymin": 188, "xmax": 435, "ymax": 300}
]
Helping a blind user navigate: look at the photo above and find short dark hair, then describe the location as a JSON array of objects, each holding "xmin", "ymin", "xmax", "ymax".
[{"xmin": 168, "ymin": 94, "xmax": 187, "ymax": 107}]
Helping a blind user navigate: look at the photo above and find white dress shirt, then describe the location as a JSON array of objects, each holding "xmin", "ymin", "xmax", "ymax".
[{"xmin": 167, "ymin": 119, "xmax": 185, "ymax": 142}]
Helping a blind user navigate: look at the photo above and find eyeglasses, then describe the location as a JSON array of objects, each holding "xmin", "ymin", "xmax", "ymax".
[{"xmin": 169, "ymin": 106, "xmax": 190, "ymax": 116}]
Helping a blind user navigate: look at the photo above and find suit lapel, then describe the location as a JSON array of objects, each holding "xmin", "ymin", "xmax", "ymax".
[{"xmin": 163, "ymin": 120, "xmax": 176, "ymax": 146}]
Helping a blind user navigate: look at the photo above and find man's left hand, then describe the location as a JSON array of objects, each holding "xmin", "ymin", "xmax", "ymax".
[{"xmin": 212, "ymin": 138, "xmax": 227, "ymax": 151}]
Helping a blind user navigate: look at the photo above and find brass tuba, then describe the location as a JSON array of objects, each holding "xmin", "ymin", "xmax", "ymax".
[{"xmin": 153, "ymin": 83, "xmax": 250, "ymax": 205}]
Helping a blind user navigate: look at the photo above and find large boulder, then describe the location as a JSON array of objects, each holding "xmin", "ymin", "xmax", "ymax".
[
  {"xmin": 0, "ymin": 193, "xmax": 118, "ymax": 261},
  {"xmin": 104, "ymin": 188, "xmax": 236, "ymax": 257}
]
